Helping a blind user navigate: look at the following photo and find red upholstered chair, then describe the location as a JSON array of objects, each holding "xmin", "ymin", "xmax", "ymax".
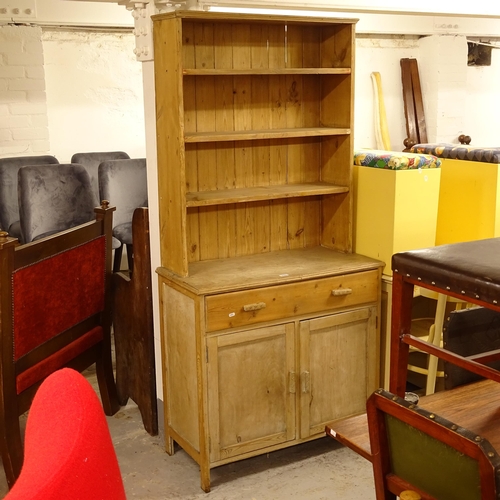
[
  {"xmin": 0, "ymin": 201, "xmax": 120, "ymax": 488},
  {"xmin": 4, "ymin": 368, "xmax": 126, "ymax": 500}
]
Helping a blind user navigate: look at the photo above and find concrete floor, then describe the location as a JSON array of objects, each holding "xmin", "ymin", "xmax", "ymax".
[
  {"xmin": 0, "ymin": 369, "xmax": 376, "ymax": 499},
  {"xmin": 111, "ymin": 402, "xmax": 376, "ymax": 499}
]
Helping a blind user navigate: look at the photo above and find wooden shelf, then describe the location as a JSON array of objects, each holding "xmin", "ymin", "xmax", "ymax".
[
  {"xmin": 186, "ymin": 182, "xmax": 349, "ymax": 207},
  {"xmin": 184, "ymin": 127, "xmax": 351, "ymax": 143},
  {"xmin": 183, "ymin": 68, "xmax": 352, "ymax": 76},
  {"xmin": 157, "ymin": 246, "xmax": 382, "ymax": 295}
]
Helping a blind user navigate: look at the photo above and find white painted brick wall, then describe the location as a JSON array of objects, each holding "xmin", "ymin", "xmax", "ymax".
[
  {"xmin": 0, "ymin": 25, "xmax": 49, "ymax": 157},
  {"xmin": 419, "ymin": 35, "xmax": 468, "ymax": 143}
]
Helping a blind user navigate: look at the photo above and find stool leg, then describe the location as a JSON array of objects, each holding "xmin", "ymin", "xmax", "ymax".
[
  {"xmin": 390, "ymin": 273, "xmax": 414, "ymax": 396},
  {"xmin": 425, "ymin": 293, "xmax": 447, "ymax": 395}
]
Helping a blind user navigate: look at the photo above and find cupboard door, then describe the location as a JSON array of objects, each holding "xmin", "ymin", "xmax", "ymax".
[
  {"xmin": 298, "ymin": 307, "xmax": 378, "ymax": 438},
  {"xmin": 207, "ymin": 323, "xmax": 296, "ymax": 462}
]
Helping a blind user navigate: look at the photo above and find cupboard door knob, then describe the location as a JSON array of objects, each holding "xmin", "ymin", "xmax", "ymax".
[
  {"xmin": 243, "ymin": 302, "xmax": 266, "ymax": 312},
  {"xmin": 331, "ymin": 288, "xmax": 352, "ymax": 296}
]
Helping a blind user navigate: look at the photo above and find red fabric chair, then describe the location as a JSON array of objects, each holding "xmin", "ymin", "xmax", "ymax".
[
  {"xmin": 4, "ymin": 368, "xmax": 126, "ymax": 500},
  {"xmin": 0, "ymin": 202, "xmax": 120, "ymax": 488}
]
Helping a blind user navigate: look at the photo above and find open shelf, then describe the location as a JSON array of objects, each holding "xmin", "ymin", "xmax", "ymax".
[
  {"xmin": 184, "ymin": 127, "xmax": 351, "ymax": 143},
  {"xmin": 183, "ymin": 68, "xmax": 352, "ymax": 76},
  {"xmin": 186, "ymin": 182, "xmax": 349, "ymax": 207}
]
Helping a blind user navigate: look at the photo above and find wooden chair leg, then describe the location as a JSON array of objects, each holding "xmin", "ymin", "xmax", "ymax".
[
  {"xmin": 126, "ymin": 244, "xmax": 134, "ymax": 275},
  {"xmin": 95, "ymin": 350, "xmax": 120, "ymax": 416},
  {"xmin": 0, "ymin": 416, "xmax": 24, "ymax": 488},
  {"xmin": 113, "ymin": 245, "xmax": 123, "ymax": 273}
]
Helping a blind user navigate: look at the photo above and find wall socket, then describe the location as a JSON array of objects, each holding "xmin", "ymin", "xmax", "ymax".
[{"xmin": 0, "ymin": 0, "xmax": 36, "ymax": 21}]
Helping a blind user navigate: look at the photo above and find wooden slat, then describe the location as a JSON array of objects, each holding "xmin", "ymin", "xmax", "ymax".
[
  {"xmin": 400, "ymin": 58, "xmax": 418, "ymax": 151},
  {"xmin": 232, "ymin": 23, "xmax": 253, "ymax": 257},
  {"xmin": 183, "ymin": 68, "xmax": 351, "ymax": 75},
  {"xmin": 194, "ymin": 23, "xmax": 219, "ymax": 262},
  {"xmin": 184, "ymin": 127, "xmax": 351, "ymax": 143},
  {"xmin": 214, "ymin": 23, "xmax": 236, "ymax": 259},
  {"xmin": 186, "ymin": 182, "xmax": 349, "ymax": 207},
  {"xmin": 326, "ymin": 378, "xmax": 500, "ymax": 465},
  {"xmin": 154, "ymin": 17, "xmax": 188, "ymax": 275},
  {"xmin": 157, "ymin": 246, "xmax": 382, "ymax": 295},
  {"xmin": 250, "ymin": 23, "xmax": 271, "ymax": 255},
  {"xmin": 286, "ymin": 24, "xmax": 306, "ymax": 250},
  {"xmin": 408, "ymin": 58, "xmax": 427, "ymax": 143}
]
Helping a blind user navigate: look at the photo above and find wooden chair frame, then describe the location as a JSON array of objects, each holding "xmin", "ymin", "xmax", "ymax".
[
  {"xmin": 113, "ymin": 207, "xmax": 158, "ymax": 435},
  {"xmin": 0, "ymin": 201, "xmax": 120, "ymax": 487},
  {"xmin": 367, "ymin": 389, "xmax": 500, "ymax": 500}
]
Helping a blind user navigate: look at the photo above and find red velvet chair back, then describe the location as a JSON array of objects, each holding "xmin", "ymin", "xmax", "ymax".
[
  {"xmin": 4, "ymin": 368, "xmax": 126, "ymax": 500},
  {"xmin": 0, "ymin": 202, "xmax": 120, "ymax": 488}
]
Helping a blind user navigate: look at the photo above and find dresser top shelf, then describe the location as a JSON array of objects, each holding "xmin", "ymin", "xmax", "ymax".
[
  {"xmin": 152, "ymin": 10, "xmax": 358, "ymax": 26},
  {"xmin": 157, "ymin": 247, "xmax": 382, "ymax": 295}
]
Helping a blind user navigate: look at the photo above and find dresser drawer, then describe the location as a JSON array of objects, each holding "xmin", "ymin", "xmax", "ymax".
[{"xmin": 205, "ymin": 270, "xmax": 379, "ymax": 332}]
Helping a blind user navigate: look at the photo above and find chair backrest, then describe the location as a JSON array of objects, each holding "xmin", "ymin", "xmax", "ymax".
[
  {"xmin": 0, "ymin": 202, "xmax": 120, "ymax": 487},
  {"xmin": 98, "ymin": 158, "xmax": 148, "ymax": 228},
  {"xmin": 4, "ymin": 368, "xmax": 126, "ymax": 500},
  {"xmin": 71, "ymin": 151, "xmax": 130, "ymax": 205},
  {"xmin": 0, "ymin": 155, "xmax": 59, "ymax": 239},
  {"xmin": 18, "ymin": 163, "xmax": 96, "ymax": 243},
  {"xmin": 367, "ymin": 389, "xmax": 500, "ymax": 500},
  {"xmin": 113, "ymin": 207, "xmax": 157, "ymax": 436}
]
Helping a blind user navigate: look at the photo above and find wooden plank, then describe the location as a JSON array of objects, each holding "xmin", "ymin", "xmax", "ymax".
[
  {"xmin": 409, "ymin": 58, "xmax": 427, "ymax": 143},
  {"xmin": 250, "ymin": 23, "xmax": 271, "ymax": 255},
  {"xmin": 194, "ymin": 24, "xmax": 219, "ymax": 262},
  {"xmin": 214, "ymin": 24, "xmax": 237, "ymax": 259},
  {"xmin": 400, "ymin": 58, "xmax": 418, "ymax": 151},
  {"xmin": 184, "ymin": 127, "xmax": 351, "ymax": 143},
  {"xmin": 183, "ymin": 68, "xmax": 352, "ymax": 75},
  {"xmin": 232, "ymin": 23, "xmax": 253, "ymax": 257},
  {"xmin": 157, "ymin": 246, "xmax": 382, "ymax": 295},
  {"xmin": 186, "ymin": 182, "xmax": 349, "ymax": 207},
  {"xmin": 268, "ymin": 25, "xmax": 289, "ymax": 252},
  {"xmin": 155, "ymin": 10, "xmax": 358, "ymax": 26},
  {"xmin": 326, "ymin": 378, "xmax": 500, "ymax": 465},
  {"xmin": 153, "ymin": 17, "xmax": 188, "ymax": 275},
  {"xmin": 285, "ymin": 24, "xmax": 306, "ymax": 250}
]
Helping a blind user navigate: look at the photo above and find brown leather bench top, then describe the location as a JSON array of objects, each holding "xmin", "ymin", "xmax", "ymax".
[{"xmin": 391, "ymin": 238, "xmax": 500, "ymax": 307}]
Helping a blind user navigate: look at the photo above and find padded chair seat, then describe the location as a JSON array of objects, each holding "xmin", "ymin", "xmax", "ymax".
[
  {"xmin": 392, "ymin": 238, "xmax": 500, "ymax": 309},
  {"xmin": 411, "ymin": 143, "xmax": 500, "ymax": 163},
  {"xmin": 354, "ymin": 149, "xmax": 441, "ymax": 170},
  {"xmin": 113, "ymin": 222, "xmax": 132, "ymax": 246}
]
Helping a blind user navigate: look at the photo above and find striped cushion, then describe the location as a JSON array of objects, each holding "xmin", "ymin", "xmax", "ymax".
[{"xmin": 411, "ymin": 143, "xmax": 500, "ymax": 164}]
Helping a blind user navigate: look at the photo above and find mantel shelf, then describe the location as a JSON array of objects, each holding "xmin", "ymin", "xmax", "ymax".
[
  {"xmin": 184, "ymin": 127, "xmax": 351, "ymax": 143},
  {"xmin": 186, "ymin": 182, "xmax": 349, "ymax": 207},
  {"xmin": 183, "ymin": 68, "xmax": 352, "ymax": 76}
]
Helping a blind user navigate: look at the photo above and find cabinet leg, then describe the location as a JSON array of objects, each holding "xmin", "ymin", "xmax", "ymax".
[
  {"xmin": 200, "ymin": 462, "xmax": 211, "ymax": 492},
  {"xmin": 165, "ymin": 433, "xmax": 175, "ymax": 456}
]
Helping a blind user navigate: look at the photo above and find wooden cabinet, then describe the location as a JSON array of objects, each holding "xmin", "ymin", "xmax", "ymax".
[{"xmin": 153, "ymin": 10, "xmax": 382, "ymax": 492}]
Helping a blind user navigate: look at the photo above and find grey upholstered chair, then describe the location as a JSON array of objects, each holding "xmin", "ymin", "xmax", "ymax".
[
  {"xmin": 0, "ymin": 155, "xmax": 59, "ymax": 243},
  {"xmin": 18, "ymin": 163, "xmax": 96, "ymax": 243},
  {"xmin": 71, "ymin": 151, "xmax": 130, "ymax": 206},
  {"xmin": 98, "ymin": 158, "xmax": 147, "ymax": 272}
]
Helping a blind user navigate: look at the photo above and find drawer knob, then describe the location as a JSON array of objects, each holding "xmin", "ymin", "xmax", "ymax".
[
  {"xmin": 243, "ymin": 302, "xmax": 266, "ymax": 312},
  {"xmin": 331, "ymin": 288, "xmax": 352, "ymax": 296}
]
